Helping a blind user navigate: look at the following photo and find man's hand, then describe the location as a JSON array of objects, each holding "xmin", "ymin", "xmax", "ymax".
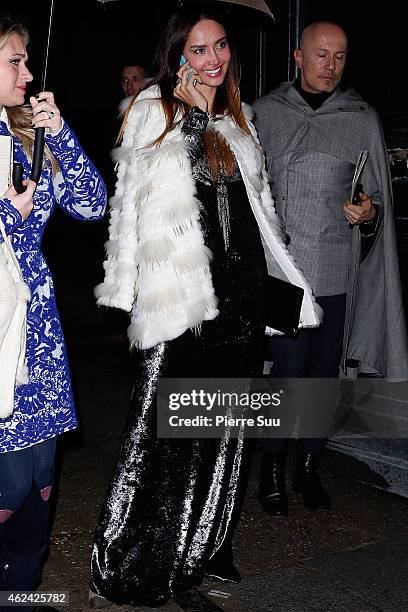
[{"xmin": 343, "ymin": 192, "xmax": 376, "ymax": 225}]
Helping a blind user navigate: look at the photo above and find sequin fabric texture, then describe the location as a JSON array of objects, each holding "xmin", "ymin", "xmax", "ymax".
[
  {"xmin": 90, "ymin": 107, "xmax": 268, "ymax": 607},
  {"xmin": 0, "ymin": 115, "xmax": 106, "ymax": 452}
]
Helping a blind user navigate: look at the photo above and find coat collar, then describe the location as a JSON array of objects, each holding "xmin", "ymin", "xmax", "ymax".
[
  {"xmin": 0, "ymin": 107, "xmax": 10, "ymax": 129},
  {"xmin": 267, "ymin": 82, "xmax": 369, "ymax": 114}
]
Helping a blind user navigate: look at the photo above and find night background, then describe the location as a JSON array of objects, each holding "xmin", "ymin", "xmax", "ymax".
[
  {"xmin": 0, "ymin": 0, "xmax": 408, "ymax": 304},
  {"xmin": 2, "ymin": 0, "xmax": 408, "ymax": 303},
  {"xmin": 1, "ymin": 3, "xmax": 408, "ymax": 607}
]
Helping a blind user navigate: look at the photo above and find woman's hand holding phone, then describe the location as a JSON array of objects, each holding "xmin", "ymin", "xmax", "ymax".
[{"xmin": 174, "ymin": 56, "xmax": 208, "ymax": 112}]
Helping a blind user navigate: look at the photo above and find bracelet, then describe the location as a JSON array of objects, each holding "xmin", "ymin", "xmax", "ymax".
[
  {"xmin": 362, "ymin": 214, "xmax": 377, "ymax": 227},
  {"xmin": 360, "ymin": 205, "xmax": 379, "ymax": 237}
]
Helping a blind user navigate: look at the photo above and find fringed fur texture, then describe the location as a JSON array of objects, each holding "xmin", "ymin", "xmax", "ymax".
[{"xmin": 96, "ymin": 85, "xmax": 321, "ymax": 348}]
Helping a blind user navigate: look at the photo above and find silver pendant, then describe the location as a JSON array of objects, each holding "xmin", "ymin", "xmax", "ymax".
[{"xmin": 217, "ymin": 180, "xmax": 230, "ymax": 252}]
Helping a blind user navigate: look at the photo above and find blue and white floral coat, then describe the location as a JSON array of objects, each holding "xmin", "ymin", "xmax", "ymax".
[{"xmin": 0, "ymin": 108, "xmax": 106, "ymax": 453}]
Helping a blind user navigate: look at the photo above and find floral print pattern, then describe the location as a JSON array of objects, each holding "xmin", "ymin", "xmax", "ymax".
[{"xmin": 0, "ymin": 114, "xmax": 106, "ymax": 452}]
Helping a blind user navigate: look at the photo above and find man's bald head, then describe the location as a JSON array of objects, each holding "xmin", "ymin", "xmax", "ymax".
[
  {"xmin": 295, "ymin": 21, "xmax": 348, "ymax": 94},
  {"xmin": 300, "ymin": 21, "xmax": 348, "ymax": 52}
]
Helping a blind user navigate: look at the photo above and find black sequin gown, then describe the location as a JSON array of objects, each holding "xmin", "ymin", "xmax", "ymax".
[{"xmin": 90, "ymin": 108, "xmax": 268, "ymax": 607}]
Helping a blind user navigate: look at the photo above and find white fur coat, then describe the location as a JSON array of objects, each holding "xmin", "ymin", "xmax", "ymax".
[{"xmin": 95, "ymin": 86, "xmax": 321, "ymax": 349}]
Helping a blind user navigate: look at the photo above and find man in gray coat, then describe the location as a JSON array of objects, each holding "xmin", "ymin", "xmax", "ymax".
[{"xmin": 254, "ymin": 21, "xmax": 408, "ymax": 517}]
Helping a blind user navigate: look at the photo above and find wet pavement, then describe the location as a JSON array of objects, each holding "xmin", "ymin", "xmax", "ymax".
[{"xmin": 38, "ymin": 292, "xmax": 408, "ymax": 611}]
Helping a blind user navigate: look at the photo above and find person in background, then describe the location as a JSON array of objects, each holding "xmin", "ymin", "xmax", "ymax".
[
  {"xmin": 254, "ymin": 21, "xmax": 408, "ymax": 517},
  {"xmin": 0, "ymin": 11, "xmax": 106, "ymax": 611},
  {"xmin": 121, "ymin": 63, "xmax": 149, "ymax": 98}
]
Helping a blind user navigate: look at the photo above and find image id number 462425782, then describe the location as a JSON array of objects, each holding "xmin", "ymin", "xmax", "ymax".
[{"xmin": 0, "ymin": 591, "xmax": 69, "ymax": 606}]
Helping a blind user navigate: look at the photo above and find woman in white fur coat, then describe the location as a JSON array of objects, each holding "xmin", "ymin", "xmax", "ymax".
[{"xmin": 90, "ymin": 2, "xmax": 320, "ymax": 608}]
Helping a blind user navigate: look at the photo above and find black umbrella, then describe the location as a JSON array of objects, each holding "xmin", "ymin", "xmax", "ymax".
[{"xmin": 12, "ymin": 0, "xmax": 55, "ymax": 193}]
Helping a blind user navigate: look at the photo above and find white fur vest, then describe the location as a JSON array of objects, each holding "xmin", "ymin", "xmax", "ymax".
[{"xmin": 95, "ymin": 86, "xmax": 321, "ymax": 349}]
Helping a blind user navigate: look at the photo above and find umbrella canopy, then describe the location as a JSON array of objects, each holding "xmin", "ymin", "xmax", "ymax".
[
  {"xmin": 218, "ymin": 0, "xmax": 273, "ymax": 18},
  {"xmin": 96, "ymin": 0, "xmax": 274, "ymax": 18}
]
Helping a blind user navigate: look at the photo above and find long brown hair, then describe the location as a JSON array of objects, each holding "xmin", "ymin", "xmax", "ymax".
[
  {"xmin": 120, "ymin": 2, "xmax": 251, "ymax": 179},
  {"xmin": 0, "ymin": 11, "xmax": 58, "ymax": 173}
]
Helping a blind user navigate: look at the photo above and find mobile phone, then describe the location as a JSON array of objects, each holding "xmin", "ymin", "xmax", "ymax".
[{"xmin": 179, "ymin": 54, "xmax": 187, "ymax": 67}]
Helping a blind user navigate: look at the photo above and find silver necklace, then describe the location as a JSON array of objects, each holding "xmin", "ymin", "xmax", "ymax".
[{"xmin": 211, "ymin": 129, "xmax": 231, "ymax": 252}]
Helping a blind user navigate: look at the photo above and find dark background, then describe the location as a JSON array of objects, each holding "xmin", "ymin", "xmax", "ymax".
[
  {"xmin": 2, "ymin": 0, "xmax": 408, "ymax": 299},
  {"xmin": 6, "ymin": 0, "xmax": 408, "ymax": 161}
]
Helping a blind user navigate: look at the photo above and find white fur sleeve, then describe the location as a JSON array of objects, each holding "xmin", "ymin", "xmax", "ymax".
[{"xmin": 94, "ymin": 102, "xmax": 148, "ymax": 312}]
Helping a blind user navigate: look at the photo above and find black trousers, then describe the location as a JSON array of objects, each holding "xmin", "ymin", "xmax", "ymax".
[{"xmin": 262, "ymin": 294, "xmax": 347, "ymax": 455}]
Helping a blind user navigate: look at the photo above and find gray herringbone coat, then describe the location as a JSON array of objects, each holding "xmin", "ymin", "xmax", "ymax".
[{"xmin": 254, "ymin": 83, "xmax": 408, "ymax": 379}]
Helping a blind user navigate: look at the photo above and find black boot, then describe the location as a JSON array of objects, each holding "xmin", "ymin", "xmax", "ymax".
[
  {"xmin": 292, "ymin": 453, "xmax": 331, "ymax": 511},
  {"xmin": 259, "ymin": 451, "xmax": 288, "ymax": 517},
  {"xmin": 205, "ymin": 538, "xmax": 242, "ymax": 583}
]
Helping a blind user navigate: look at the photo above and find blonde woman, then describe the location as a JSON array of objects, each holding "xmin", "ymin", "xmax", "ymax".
[{"xmin": 0, "ymin": 10, "xmax": 106, "ymax": 602}]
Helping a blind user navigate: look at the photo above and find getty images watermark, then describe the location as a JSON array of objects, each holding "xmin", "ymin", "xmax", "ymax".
[
  {"xmin": 167, "ymin": 387, "xmax": 282, "ymax": 429},
  {"xmin": 156, "ymin": 378, "xmax": 340, "ymax": 439},
  {"xmin": 157, "ymin": 377, "xmax": 408, "ymax": 439}
]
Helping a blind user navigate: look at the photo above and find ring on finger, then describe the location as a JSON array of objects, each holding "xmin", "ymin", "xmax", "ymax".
[
  {"xmin": 192, "ymin": 79, "xmax": 198, "ymax": 87},
  {"xmin": 47, "ymin": 110, "xmax": 55, "ymax": 120}
]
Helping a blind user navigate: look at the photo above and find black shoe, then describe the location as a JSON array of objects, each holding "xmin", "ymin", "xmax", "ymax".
[
  {"xmin": 205, "ymin": 542, "xmax": 242, "ymax": 583},
  {"xmin": 259, "ymin": 451, "xmax": 288, "ymax": 517},
  {"xmin": 292, "ymin": 453, "xmax": 331, "ymax": 511}
]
